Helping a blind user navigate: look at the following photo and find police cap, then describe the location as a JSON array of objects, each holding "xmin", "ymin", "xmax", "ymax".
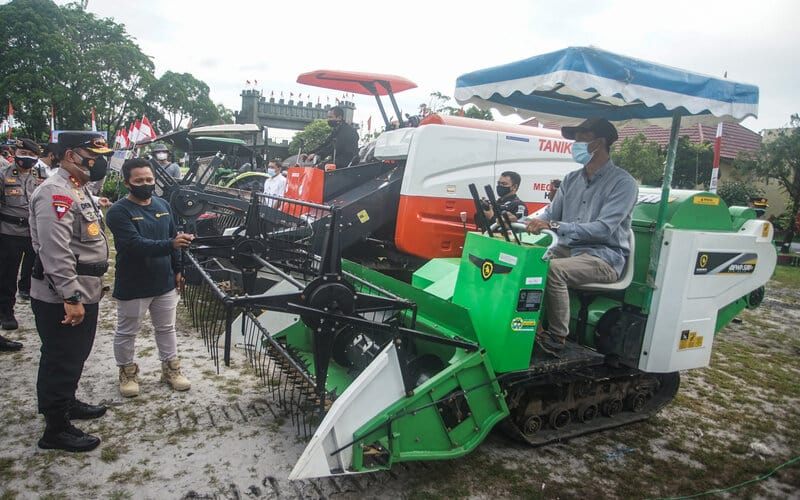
[
  {"xmin": 14, "ymin": 137, "xmax": 41, "ymax": 155},
  {"xmin": 57, "ymin": 132, "xmax": 113, "ymax": 154}
]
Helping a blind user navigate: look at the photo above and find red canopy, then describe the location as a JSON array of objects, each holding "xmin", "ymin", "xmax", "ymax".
[{"xmin": 296, "ymin": 70, "xmax": 417, "ymax": 96}]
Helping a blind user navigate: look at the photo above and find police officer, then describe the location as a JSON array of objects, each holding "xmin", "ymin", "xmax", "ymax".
[
  {"xmin": 0, "ymin": 138, "xmax": 42, "ymax": 341},
  {"xmin": 29, "ymin": 131, "xmax": 112, "ymax": 452},
  {"xmin": 0, "ymin": 138, "xmax": 41, "ymax": 347}
]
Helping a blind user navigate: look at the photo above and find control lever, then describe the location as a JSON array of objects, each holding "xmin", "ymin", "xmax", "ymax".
[
  {"xmin": 483, "ymin": 185, "xmax": 510, "ymax": 242},
  {"xmin": 468, "ymin": 183, "xmax": 493, "ymax": 237}
]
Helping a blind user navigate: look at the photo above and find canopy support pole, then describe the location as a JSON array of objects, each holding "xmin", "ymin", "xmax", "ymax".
[{"xmin": 644, "ymin": 111, "xmax": 681, "ymax": 312}]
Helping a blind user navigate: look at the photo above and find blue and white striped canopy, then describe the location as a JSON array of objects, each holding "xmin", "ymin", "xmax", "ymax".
[{"xmin": 454, "ymin": 46, "xmax": 759, "ymax": 127}]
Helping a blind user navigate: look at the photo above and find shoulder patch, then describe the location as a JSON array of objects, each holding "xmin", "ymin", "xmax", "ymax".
[{"xmin": 52, "ymin": 194, "xmax": 74, "ymax": 221}]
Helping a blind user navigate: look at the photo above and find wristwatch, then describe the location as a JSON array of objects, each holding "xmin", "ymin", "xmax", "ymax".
[
  {"xmin": 549, "ymin": 221, "xmax": 561, "ymax": 230},
  {"xmin": 64, "ymin": 291, "xmax": 82, "ymax": 305}
]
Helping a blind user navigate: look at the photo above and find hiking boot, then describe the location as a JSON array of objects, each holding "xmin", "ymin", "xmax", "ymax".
[
  {"xmin": 68, "ymin": 399, "xmax": 107, "ymax": 420},
  {"xmin": 0, "ymin": 333, "xmax": 22, "ymax": 351},
  {"xmin": 1, "ymin": 312, "xmax": 18, "ymax": 331},
  {"xmin": 119, "ymin": 364, "xmax": 140, "ymax": 398},
  {"xmin": 38, "ymin": 411, "xmax": 100, "ymax": 452},
  {"xmin": 161, "ymin": 358, "xmax": 190, "ymax": 391},
  {"xmin": 537, "ymin": 331, "xmax": 567, "ymax": 356}
]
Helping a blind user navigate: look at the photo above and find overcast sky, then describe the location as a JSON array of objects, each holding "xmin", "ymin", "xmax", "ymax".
[{"xmin": 59, "ymin": 0, "xmax": 798, "ymax": 136}]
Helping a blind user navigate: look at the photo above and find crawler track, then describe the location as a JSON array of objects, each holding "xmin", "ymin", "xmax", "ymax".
[{"xmin": 499, "ymin": 343, "xmax": 680, "ymax": 446}]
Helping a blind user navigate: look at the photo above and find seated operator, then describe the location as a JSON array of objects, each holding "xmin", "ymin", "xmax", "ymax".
[
  {"xmin": 524, "ymin": 118, "xmax": 637, "ymax": 355},
  {"xmin": 302, "ymin": 106, "xmax": 359, "ymax": 169},
  {"xmin": 479, "ymin": 171, "xmax": 528, "ymax": 228}
]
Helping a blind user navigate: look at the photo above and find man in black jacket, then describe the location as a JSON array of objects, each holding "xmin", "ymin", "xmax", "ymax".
[
  {"xmin": 306, "ymin": 106, "xmax": 359, "ymax": 169},
  {"xmin": 478, "ymin": 171, "xmax": 529, "ymax": 228}
]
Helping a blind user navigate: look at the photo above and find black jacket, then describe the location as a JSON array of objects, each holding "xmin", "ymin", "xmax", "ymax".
[{"xmin": 314, "ymin": 122, "xmax": 359, "ymax": 169}]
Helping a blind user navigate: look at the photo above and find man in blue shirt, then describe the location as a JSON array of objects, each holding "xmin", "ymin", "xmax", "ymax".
[
  {"xmin": 106, "ymin": 158, "xmax": 194, "ymax": 397},
  {"xmin": 525, "ymin": 118, "xmax": 637, "ymax": 355}
]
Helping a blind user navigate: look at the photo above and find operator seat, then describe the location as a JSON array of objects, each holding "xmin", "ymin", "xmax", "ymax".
[
  {"xmin": 575, "ymin": 229, "xmax": 636, "ymax": 292},
  {"xmin": 571, "ymin": 229, "xmax": 636, "ymax": 343}
]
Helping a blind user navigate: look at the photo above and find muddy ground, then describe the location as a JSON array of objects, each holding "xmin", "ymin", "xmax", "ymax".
[{"xmin": 1, "ymin": 274, "xmax": 799, "ymax": 499}]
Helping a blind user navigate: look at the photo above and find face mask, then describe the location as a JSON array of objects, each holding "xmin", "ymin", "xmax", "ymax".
[
  {"xmin": 267, "ymin": 167, "xmax": 277, "ymax": 177},
  {"xmin": 155, "ymin": 152, "xmax": 168, "ymax": 161},
  {"xmin": 72, "ymin": 151, "xmax": 108, "ymax": 181},
  {"xmin": 571, "ymin": 141, "xmax": 594, "ymax": 165},
  {"xmin": 14, "ymin": 155, "xmax": 38, "ymax": 170},
  {"xmin": 496, "ymin": 184, "xmax": 512, "ymax": 198},
  {"xmin": 327, "ymin": 119, "xmax": 339, "ymax": 128},
  {"xmin": 128, "ymin": 183, "xmax": 155, "ymax": 200},
  {"xmin": 89, "ymin": 155, "xmax": 108, "ymax": 181}
]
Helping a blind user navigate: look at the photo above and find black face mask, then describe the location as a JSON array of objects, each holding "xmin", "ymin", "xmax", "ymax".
[
  {"xmin": 73, "ymin": 151, "xmax": 108, "ymax": 181},
  {"xmin": 327, "ymin": 119, "xmax": 339, "ymax": 128},
  {"xmin": 128, "ymin": 183, "xmax": 155, "ymax": 200},
  {"xmin": 14, "ymin": 155, "xmax": 38, "ymax": 170},
  {"xmin": 496, "ymin": 184, "xmax": 512, "ymax": 198}
]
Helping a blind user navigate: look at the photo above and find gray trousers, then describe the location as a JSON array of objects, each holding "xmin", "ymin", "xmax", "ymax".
[
  {"xmin": 114, "ymin": 289, "xmax": 180, "ymax": 366},
  {"xmin": 545, "ymin": 247, "xmax": 617, "ymax": 338}
]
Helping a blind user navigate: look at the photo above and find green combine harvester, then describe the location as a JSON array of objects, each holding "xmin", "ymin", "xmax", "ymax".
[{"xmin": 181, "ymin": 47, "xmax": 774, "ymax": 479}]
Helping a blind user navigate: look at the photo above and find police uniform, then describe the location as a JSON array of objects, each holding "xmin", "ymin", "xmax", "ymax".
[
  {"xmin": 0, "ymin": 138, "xmax": 43, "ymax": 330},
  {"xmin": 29, "ymin": 132, "xmax": 111, "ymax": 452}
]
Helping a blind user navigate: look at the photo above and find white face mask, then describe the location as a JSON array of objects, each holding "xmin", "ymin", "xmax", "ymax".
[
  {"xmin": 267, "ymin": 167, "xmax": 277, "ymax": 177},
  {"xmin": 155, "ymin": 152, "xmax": 168, "ymax": 161}
]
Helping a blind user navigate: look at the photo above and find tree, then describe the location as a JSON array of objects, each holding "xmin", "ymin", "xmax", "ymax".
[
  {"xmin": 0, "ymin": 0, "xmax": 226, "ymax": 140},
  {"xmin": 732, "ymin": 114, "xmax": 800, "ymax": 248},
  {"xmin": 289, "ymin": 119, "xmax": 332, "ymax": 156},
  {"xmin": 0, "ymin": 0, "xmax": 156, "ymax": 139},
  {"xmin": 612, "ymin": 134, "xmax": 662, "ymax": 185},
  {"xmin": 145, "ymin": 71, "xmax": 221, "ymax": 132},
  {"xmin": 217, "ymin": 104, "xmax": 234, "ymax": 124},
  {"xmin": 716, "ymin": 179, "xmax": 762, "ymax": 208},
  {"xmin": 420, "ymin": 92, "xmax": 494, "ymax": 121},
  {"xmin": 673, "ymin": 137, "xmax": 714, "ymax": 189}
]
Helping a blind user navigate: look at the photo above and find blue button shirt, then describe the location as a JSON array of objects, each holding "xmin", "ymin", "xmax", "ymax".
[{"xmin": 543, "ymin": 160, "xmax": 638, "ymax": 276}]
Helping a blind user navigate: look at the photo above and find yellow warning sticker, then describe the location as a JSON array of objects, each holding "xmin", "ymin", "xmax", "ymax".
[
  {"xmin": 693, "ymin": 196, "xmax": 719, "ymax": 206},
  {"xmin": 357, "ymin": 210, "xmax": 370, "ymax": 223},
  {"xmin": 761, "ymin": 222, "xmax": 771, "ymax": 238},
  {"xmin": 678, "ymin": 329, "xmax": 704, "ymax": 350}
]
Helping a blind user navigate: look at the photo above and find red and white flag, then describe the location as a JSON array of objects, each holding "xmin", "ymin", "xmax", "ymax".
[
  {"xmin": 113, "ymin": 130, "xmax": 126, "ymax": 149},
  {"xmin": 49, "ymin": 104, "xmax": 55, "ymax": 142},
  {"xmin": 139, "ymin": 115, "xmax": 155, "ymax": 140},
  {"xmin": 7, "ymin": 101, "xmax": 13, "ymax": 139},
  {"xmin": 709, "ymin": 122, "xmax": 723, "ymax": 193},
  {"xmin": 91, "ymin": 107, "xmax": 97, "ymax": 131},
  {"xmin": 129, "ymin": 120, "xmax": 141, "ymax": 144}
]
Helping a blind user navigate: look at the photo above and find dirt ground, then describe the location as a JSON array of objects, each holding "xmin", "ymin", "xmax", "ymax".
[{"xmin": 1, "ymin": 274, "xmax": 799, "ymax": 499}]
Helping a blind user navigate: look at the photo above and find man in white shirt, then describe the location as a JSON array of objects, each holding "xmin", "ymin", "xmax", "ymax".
[
  {"xmin": 36, "ymin": 143, "xmax": 59, "ymax": 178},
  {"xmin": 263, "ymin": 159, "xmax": 287, "ymax": 208}
]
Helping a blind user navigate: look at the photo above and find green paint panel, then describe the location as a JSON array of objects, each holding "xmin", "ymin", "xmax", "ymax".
[
  {"xmin": 343, "ymin": 259, "xmax": 478, "ymax": 343},
  {"xmin": 452, "ymin": 233, "xmax": 549, "ymax": 373},
  {"xmin": 350, "ymin": 349, "xmax": 508, "ymax": 471},
  {"xmin": 634, "ymin": 187, "xmax": 733, "ymax": 231}
]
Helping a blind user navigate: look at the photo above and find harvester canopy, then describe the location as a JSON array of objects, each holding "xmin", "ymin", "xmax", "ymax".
[{"xmin": 454, "ymin": 45, "xmax": 758, "ymax": 127}]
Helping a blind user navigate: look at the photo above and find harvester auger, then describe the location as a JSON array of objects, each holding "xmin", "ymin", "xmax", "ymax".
[{"xmin": 182, "ymin": 190, "xmax": 480, "ymax": 435}]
